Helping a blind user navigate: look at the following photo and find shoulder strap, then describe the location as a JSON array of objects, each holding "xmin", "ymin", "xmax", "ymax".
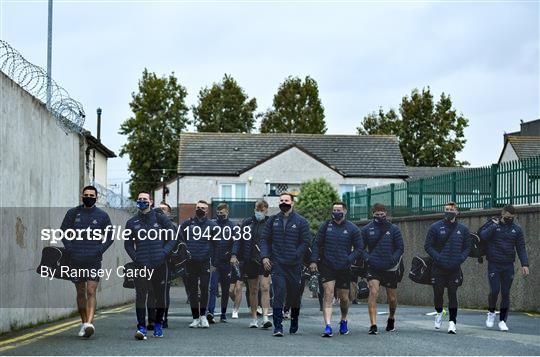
[
  {"xmin": 318, "ymin": 220, "xmax": 332, "ymax": 247},
  {"xmin": 437, "ymin": 224, "xmax": 459, "ymax": 253},
  {"xmin": 368, "ymin": 223, "xmax": 390, "ymax": 253}
]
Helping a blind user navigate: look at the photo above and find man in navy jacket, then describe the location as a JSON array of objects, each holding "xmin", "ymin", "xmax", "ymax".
[
  {"xmin": 125, "ymin": 192, "xmax": 177, "ymax": 339},
  {"xmin": 260, "ymin": 193, "xmax": 310, "ymax": 337},
  {"xmin": 424, "ymin": 201, "xmax": 471, "ymax": 335},
  {"xmin": 480, "ymin": 204, "xmax": 529, "ymax": 332},
  {"xmin": 61, "ymin": 185, "xmax": 114, "ymax": 339},
  {"xmin": 361, "ymin": 203, "xmax": 404, "ymax": 335},
  {"xmin": 309, "ymin": 201, "xmax": 363, "ymax": 337},
  {"xmin": 179, "ymin": 200, "xmax": 218, "ymax": 329}
]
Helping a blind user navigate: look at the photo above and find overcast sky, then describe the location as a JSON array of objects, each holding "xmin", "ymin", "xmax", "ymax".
[{"xmin": 1, "ymin": 0, "xmax": 538, "ymax": 193}]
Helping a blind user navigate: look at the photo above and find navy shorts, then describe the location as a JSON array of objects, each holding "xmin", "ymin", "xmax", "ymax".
[{"xmin": 70, "ymin": 260, "xmax": 102, "ymax": 283}]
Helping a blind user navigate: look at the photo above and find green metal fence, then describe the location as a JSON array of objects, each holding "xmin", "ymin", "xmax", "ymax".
[{"xmin": 343, "ymin": 155, "xmax": 540, "ymax": 221}]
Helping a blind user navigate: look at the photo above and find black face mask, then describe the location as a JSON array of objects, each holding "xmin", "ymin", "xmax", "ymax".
[
  {"xmin": 502, "ymin": 217, "xmax": 514, "ymax": 225},
  {"xmin": 217, "ymin": 214, "xmax": 227, "ymax": 222},
  {"xmin": 279, "ymin": 202, "xmax": 292, "ymax": 213},
  {"xmin": 82, "ymin": 196, "xmax": 96, "ymax": 208},
  {"xmin": 195, "ymin": 208, "xmax": 206, "ymax": 219}
]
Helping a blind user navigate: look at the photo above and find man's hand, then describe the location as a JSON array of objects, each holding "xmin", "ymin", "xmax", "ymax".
[
  {"xmin": 491, "ymin": 217, "xmax": 500, "ymax": 224},
  {"xmin": 522, "ymin": 266, "xmax": 529, "ymax": 277},
  {"xmin": 230, "ymin": 255, "xmax": 239, "ymax": 266},
  {"xmin": 309, "ymin": 262, "xmax": 318, "ymax": 273},
  {"xmin": 262, "ymin": 257, "xmax": 272, "ymax": 271},
  {"xmin": 210, "ymin": 266, "xmax": 216, "ymax": 273}
]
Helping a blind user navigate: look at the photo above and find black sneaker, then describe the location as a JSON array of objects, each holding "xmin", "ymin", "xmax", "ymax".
[
  {"xmin": 386, "ymin": 318, "xmax": 395, "ymax": 332},
  {"xmin": 207, "ymin": 313, "xmax": 215, "ymax": 324},
  {"xmin": 146, "ymin": 323, "xmax": 154, "ymax": 331},
  {"xmin": 369, "ymin": 324, "xmax": 378, "ymax": 335},
  {"xmin": 290, "ymin": 318, "xmax": 299, "ymax": 334},
  {"xmin": 162, "ymin": 320, "xmax": 169, "ymax": 329}
]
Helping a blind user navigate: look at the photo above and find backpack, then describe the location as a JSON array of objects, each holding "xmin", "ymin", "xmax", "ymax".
[
  {"xmin": 469, "ymin": 218, "xmax": 493, "ymax": 263},
  {"xmin": 169, "ymin": 241, "xmax": 191, "ymax": 279},
  {"xmin": 36, "ymin": 246, "xmax": 72, "ymax": 281},
  {"xmin": 408, "ymin": 255, "xmax": 434, "ymax": 285},
  {"xmin": 357, "ymin": 279, "xmax": 370, "ymax": 299}
]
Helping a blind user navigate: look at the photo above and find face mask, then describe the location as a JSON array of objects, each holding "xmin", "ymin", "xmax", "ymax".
[
  {"xmin": 82, "ymin": 196, "xmax": 96, "ymax": 208},
  {"xmin": 279, "ymin": 202, "xmax": 292, "ymax": 213},
  {"xmin": 332, "ymin": 212, "xmax": 344, "ymax": 221},
  {"xmin": 217, "ymin": 214, "xmax": 227, "ymax": 222},
  {"xmin": 255, "ymin": 211, "xmax": 266, "ymax": 221},
  {"xmin": 136, "ymin": 200, "xmax": 149, "ymax": 210},
  {"xmin": 195, "ymin": 208, "xmax": 206, "ymax": 219},
  {"xmin": 503, "ymin": 217, "xmax": 514, "ymax": 225},
  {"xmin": 374, "ymin": 215, "xmax": 387, "ymax": 224},
  {"xmin": 444, "ymin": 211, "xmax": 457, "ymax": 221}
]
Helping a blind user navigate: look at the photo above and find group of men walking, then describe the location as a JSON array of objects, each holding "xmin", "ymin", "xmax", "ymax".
[{"xmin": 60, "ymin": 186, "xmax": 530, "ymax": 340}]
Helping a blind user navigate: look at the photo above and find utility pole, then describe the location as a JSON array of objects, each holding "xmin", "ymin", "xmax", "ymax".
[{"xmin": 46, "ymin": 0, "xmax": 53, "ymax": 109}]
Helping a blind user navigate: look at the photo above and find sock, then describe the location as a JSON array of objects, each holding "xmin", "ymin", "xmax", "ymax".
[
  {"xmin": 435, "ymin": 307, "xmax": 443, "ymax": 313},
  {"xmin": 449, "ymin": 308, "xmax": 457, "ymax": 323},
  {"xmin": 263, "ymin": 315, "xmax": 269, "ymax": 323},
  {"xmin": 200, "ymin": 307, "xmax": 207, "ymax": 316},
  {"xmin": 221, "ymin": 307, "xmax": 227, "ymax": 314},
  {"xmin": 191, "ymin": 308, "xmax": 200, "ymax": 319},
  {"xmin": 291, "ymin": 308, "xmax": 300, "ymax": 320},
  {"xmin": 500, "ymin": 308, "xmax": 508, "ymax": 322}
]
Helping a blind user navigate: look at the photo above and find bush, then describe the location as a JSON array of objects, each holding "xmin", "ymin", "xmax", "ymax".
[{"xmin": 295, "ymin": 178, "xmax": 339, "ymax": 236}]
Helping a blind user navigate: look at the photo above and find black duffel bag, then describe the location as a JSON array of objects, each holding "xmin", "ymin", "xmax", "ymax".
[
  {"xmin": 36, "ymin": 246, "xmax": 72, "ymax": 280},
  {"xmin": 357, "ymin": 278, "xmax": 369, "ymax": 299},
  {"xmin": 350, "ymin": 257, "xmax": 367, "ymax": 278},
  {"xmin": 408, "ymin": 255, "xmax": 433, "ymax": 285},
  {"xmin": 169, "ymin": 242, "xmax": 191, "ymax": 279},
  {"xmin": 122, "ymin": 262, "xmax": 137, "ymax": 289}
]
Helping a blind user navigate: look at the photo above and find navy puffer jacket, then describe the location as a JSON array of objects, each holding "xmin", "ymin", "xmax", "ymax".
[
  {"xmin": 179, "ymin": 217, "xmax": 217, "ymax": 263},
  {"xmin": 310, "ymin": 220, "xmax": 363, "ymax": 270},
  {"xmin": 232, "ymin": 216, "xmax": 268, "ymax": 262},
  {"xmin": 61, "ymin": 205, "xmax": 114, "ymax": 264},
  {"xmin": 260, "ymin": 211, "xmax": 310, "ymax": 266},
  {"xmin": 424, "ymin": 219, "xmax": 471, "ymax": 271},
  {"xmin": 212, "ymin": 218, "xmax": 237, "ymax": 264},
  {"xmin": 124, "ymin": 209, "xmax": 177, "ymax": 268},
  {"xmin": 480, "ymin": 221, "xmax": 528, "ymax": 266},
  {"xmin": 361, "ymin": 221, "xmax": 404, "ymax": 271}
]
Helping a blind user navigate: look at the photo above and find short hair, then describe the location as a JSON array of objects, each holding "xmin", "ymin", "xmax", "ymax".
[
  {"xmin": 445, "ymin": 201, "xmax": 458, "ymax": 209},
  {"xmin": 279, "ymin": 192, "xmax": 294, "ymax": 201},
  {"xmin": 159, "ymin": 201, "xmax": 171, "ymax": 213},
  {"xmin": 82, "ymin": 185, "xmax": 98, "ymax": 196},
  {"xmin": 255, "ymin": 200, "xmax": 269, "ymax": 210},
  {"xmin": 372, "ymin": 203, "xmax": 387, "ymax": 213},
  {"xmin": 197, "ymin": 200, "xmax": 209, "ymax": 206},
  {"xmin": 138, "ymin": 191, "xmax": 152, "ymax": 199},
  {"xmin": 333, "ymin": 202, "xmax": 347, "ymax": 210},
  {"xmin": 502, "ymin": 204, "xmax": 516, "ymax": 215},
  {"xmin": 217, "ymin": 203, "xmax": 229, "ymax": 211}
]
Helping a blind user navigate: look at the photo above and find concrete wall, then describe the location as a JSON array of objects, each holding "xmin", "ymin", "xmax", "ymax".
[
  {"xmin": 356, "ymin": 205, "xmax": 540, "ymax": 311},
  {"xmin": 0, "ymin": 72, "xmax": 134, "ymax": 333}
]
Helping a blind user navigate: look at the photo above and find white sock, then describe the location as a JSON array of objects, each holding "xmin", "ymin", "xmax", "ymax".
[{"xmin": 263, "ymin": 315, "xmax": 269, "ymax": 323}]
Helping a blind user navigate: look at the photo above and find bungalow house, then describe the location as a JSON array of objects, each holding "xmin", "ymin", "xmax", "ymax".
[{"xmin": 154, "ymin": 133, "xmax": 409, "ymax": 220}]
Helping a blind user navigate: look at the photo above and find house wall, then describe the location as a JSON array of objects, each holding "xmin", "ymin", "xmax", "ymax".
[{"xmin": 500, "ymin": 144, "xmax": 519, "ymax": 163}]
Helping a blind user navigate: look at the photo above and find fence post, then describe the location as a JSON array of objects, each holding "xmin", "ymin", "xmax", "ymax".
[
  {"xmin": 451, "ymin": 172, "xmax": 457, "ymax": 203},
  {"xmin": 419, "ymin": 179, "xmax": 424, "ymax": 213},
  {"xmin": 366, "ymin": 188, "xmax": 371, "ymax": 220},
  {"xmin": 344, "ymin": 192, "xmax": 351, "ymax": 219},
  {"xmin": 390, "ymin": 183, "xmax": 395, "ymax": 216},
  {"xmin": 490, "ymin": 163, "xmax": 498, "ymax": 208}
]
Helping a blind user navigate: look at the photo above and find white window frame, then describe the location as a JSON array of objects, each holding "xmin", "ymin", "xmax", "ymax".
[{"xmin": 219, "ymin": 183, "xmax": 248, "ymax": 200}]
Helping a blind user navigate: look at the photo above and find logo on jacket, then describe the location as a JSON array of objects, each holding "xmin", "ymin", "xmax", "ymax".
[
  {"xmin": 385, "ymin": 232, "xmax": 391, "ymax": 235},
  {"xmin": 92, "ymin": 219, "xmax": 98, "ymax": 225},
  {"xmin": 343, "ymin": 230, "xmax": 348, "ymax": 234},
  {"xmin": 457, "ymin": 230, "xmax": 461, "ymax": 235},
  {"xmin": 511, "ymin": 229, "xmax": 516, "ymax": 233},
  {"xmin": 291, "ymin": 224, "xmax": 297, "ymax": 229},
  {"xmin": 153, "ymin": 223, "xmax": 159, "ymax": 228}
]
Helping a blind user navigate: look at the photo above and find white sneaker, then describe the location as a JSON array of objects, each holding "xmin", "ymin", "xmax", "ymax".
[
  {"xmin": 486, "ymin": 312, "xmax": 496, "ymax": 328},
  {"xmin": 200, "ymin": 316, "xmax": 209, "ymax": 328},
  {"xmin": 448, "ymin": 321, "xmax": 456, "ymax": 334},
  {"xmin": 189, "ymin": 318, "xmax": 200, "ymax": 328},
  {"xmin": 83, "ymin": 323, "xmax": 95, "ymax": 338},
  {"xmin": 434, "ymin": 313, "xmax": 443, "ymax": 329},
  {"xmin": 498, "ymin": 321, "xmax": 509, "ymax": 331},
  {"xmin": 78, "ymin": 323, "xmax": 85, "ymax": 337},
  {"xmin": 256, "ymin": 306, "xmax": 263, "ymax": 315},
  {"xmin": 249, "ymin": 319, "xmax": 258, "ymax": 328},
  {"xmin": 232, "ymin": 309, "xmax": 239, "ymax": 319}
]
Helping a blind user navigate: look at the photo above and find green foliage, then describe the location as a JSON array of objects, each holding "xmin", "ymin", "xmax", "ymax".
[
  {"xmin": 357, "ymin": 87, "xmax": 469, "ymax": 167},
  {"xmin": 295, "ymin": 178, "xmax": 339, "ymax": 236},
  {"xmin": 193, "ymin": 74, "xmax": 257, "ymax": 133},
  {"xmin": 259, "ymin": 76, "xmax": 327, "ymax": 134},
  {"xmin": 119, "ymin": 69, "xmax": 190, "ymax": 198}
]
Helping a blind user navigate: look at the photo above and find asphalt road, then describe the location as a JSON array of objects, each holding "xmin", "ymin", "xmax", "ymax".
[{"xmin": 1, "ymin": 287, "xmax": 539, "ymax": 355}]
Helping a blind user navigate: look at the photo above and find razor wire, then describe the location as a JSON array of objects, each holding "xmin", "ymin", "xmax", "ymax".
[{"xmin": 0, "ymin": 40, "xmax": 85, "ymax": 133}]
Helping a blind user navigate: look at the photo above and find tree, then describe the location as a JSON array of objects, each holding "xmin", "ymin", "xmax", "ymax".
[
  {"xmin": 193, "ymin": 74, "xmax": 257, "ymax": 133},
  {"xmin": 357, "ymin": 87, "xmax": 469, "ymax": 167},
  {"xmin": 259, "ymin": 76, "xmax": 327, "ymax": 134},
  {"xmin": 119, "ymin": 69, "xmax": 189, "ymax": 198},
  {"xmin": 295, "ymin": 178, "xmax": 339, "ymax": 235}
]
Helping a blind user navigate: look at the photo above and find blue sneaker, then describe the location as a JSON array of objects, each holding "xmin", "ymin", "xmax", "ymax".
[
  {"xmin": 153, "ymin": 323, "xmax": 163, "ymax": 338},
  {"xmin": 322, "ymin": 324, "xmax": 333, "ymax": 337},
  {"xmin": 339, "ymin": 320, "xmax": 349, "ymax": 335},
  {"xmin": 135, "ymin": 326, "xmax": 147, "ymax": 340}
]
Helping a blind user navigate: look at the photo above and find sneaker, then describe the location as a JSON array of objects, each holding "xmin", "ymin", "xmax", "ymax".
[
  {"xmin": 262, "ymin": 318, "xmax": 272, "ymax": 329},
  {"xmin": 273, "ymin": 329, "xmax": 284, "ymax": 337},
  {"xmin": 200, "ymin": 316, "xmax": 210, "ymax": 328},
  {"xmin": 386, "ymin": 318, "xmax": 395, "ymax": 332},
  {"xmin": 78, "ymin": 323, "xmax": 85, "ymax": 337},
  {"xmin": 153, "ymin": 323, "xmax": 163, "ymax": 338},
  {"xmin": 189, "ymin": 318, "xmax": 200, "ymax": 328},
  {"xmin": 207, "ymin": 313, "xmax": 215, "ymax": 324},
  {"xmin": 498, "ymin": 321, "xmax": 509, "ymax": 331},
  {"xmin": 322, "ymin": 324, "xmax": 333, "ymax": 337},
  {"xmin": 232, "ymin": 309, "xmax": 239, "ymax": 319},
  {"xmin": 83, "ymin": 323, "xmax": 95, "ymax": 338},
  {"xmin": 339, "ymin": 320, "xmax": 349, "ymax": 335},
  {"xmin": 448, "ymin": 321, "xmax": 456, "ymax": 334},
  {"xmin": 434, "ymin": 313, "xmax": 443, "ymax": 329},
  {"xmin": 267, "ymin": 310, "xmax": 273, "ymax": 317},
  {"xmin": 220, "ymin": 314, "xmax": 228, "ymax": 323},
  {"xmin": 369, "ymin": 324, "xmax": 378, "ymax": 335},
  {"xmin": 257, "ymin": 306, "xmax": 263, "ymax": 316},
  {"xmin": 249, "ymin": 319, "xmax": 258, "ymax": 328},
  {"xmin": 135, "ymin": 326, "xmax": 147, "ymax": 340},
  {"xmin": 283, "ymin": 311, "xmax": 290, "ymax": 319},
  {"xmin": 146, "ymin": 323, "xmax": 154, "ymax": 331},
  {"xmin": 486, "ymin": 312, "xmax": 496, "ymax": 328},
  {"xmin": 162, "ymin": 320, "xmax": 168, "ymax": 329},
  {"xmin": 352, "ymin": 300, "xmax": 358, "ymax": 305},
  {"xmin": 290, "ymin": 318, "xmax": 299, "ymax": 334}
]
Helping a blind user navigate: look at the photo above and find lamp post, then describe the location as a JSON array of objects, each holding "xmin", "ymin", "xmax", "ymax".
[{"xmin": 46, "ymin": 0, "xmax": 53, "ymax": 109}]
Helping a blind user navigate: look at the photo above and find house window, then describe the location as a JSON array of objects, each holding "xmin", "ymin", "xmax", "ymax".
[
  {"xmin": 219, "ymin": 183, "xmax": 247, "ymax": 200},
  {"xmin": 269, "ymin": 183, "xmax": 300, "ymax": 197}
]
